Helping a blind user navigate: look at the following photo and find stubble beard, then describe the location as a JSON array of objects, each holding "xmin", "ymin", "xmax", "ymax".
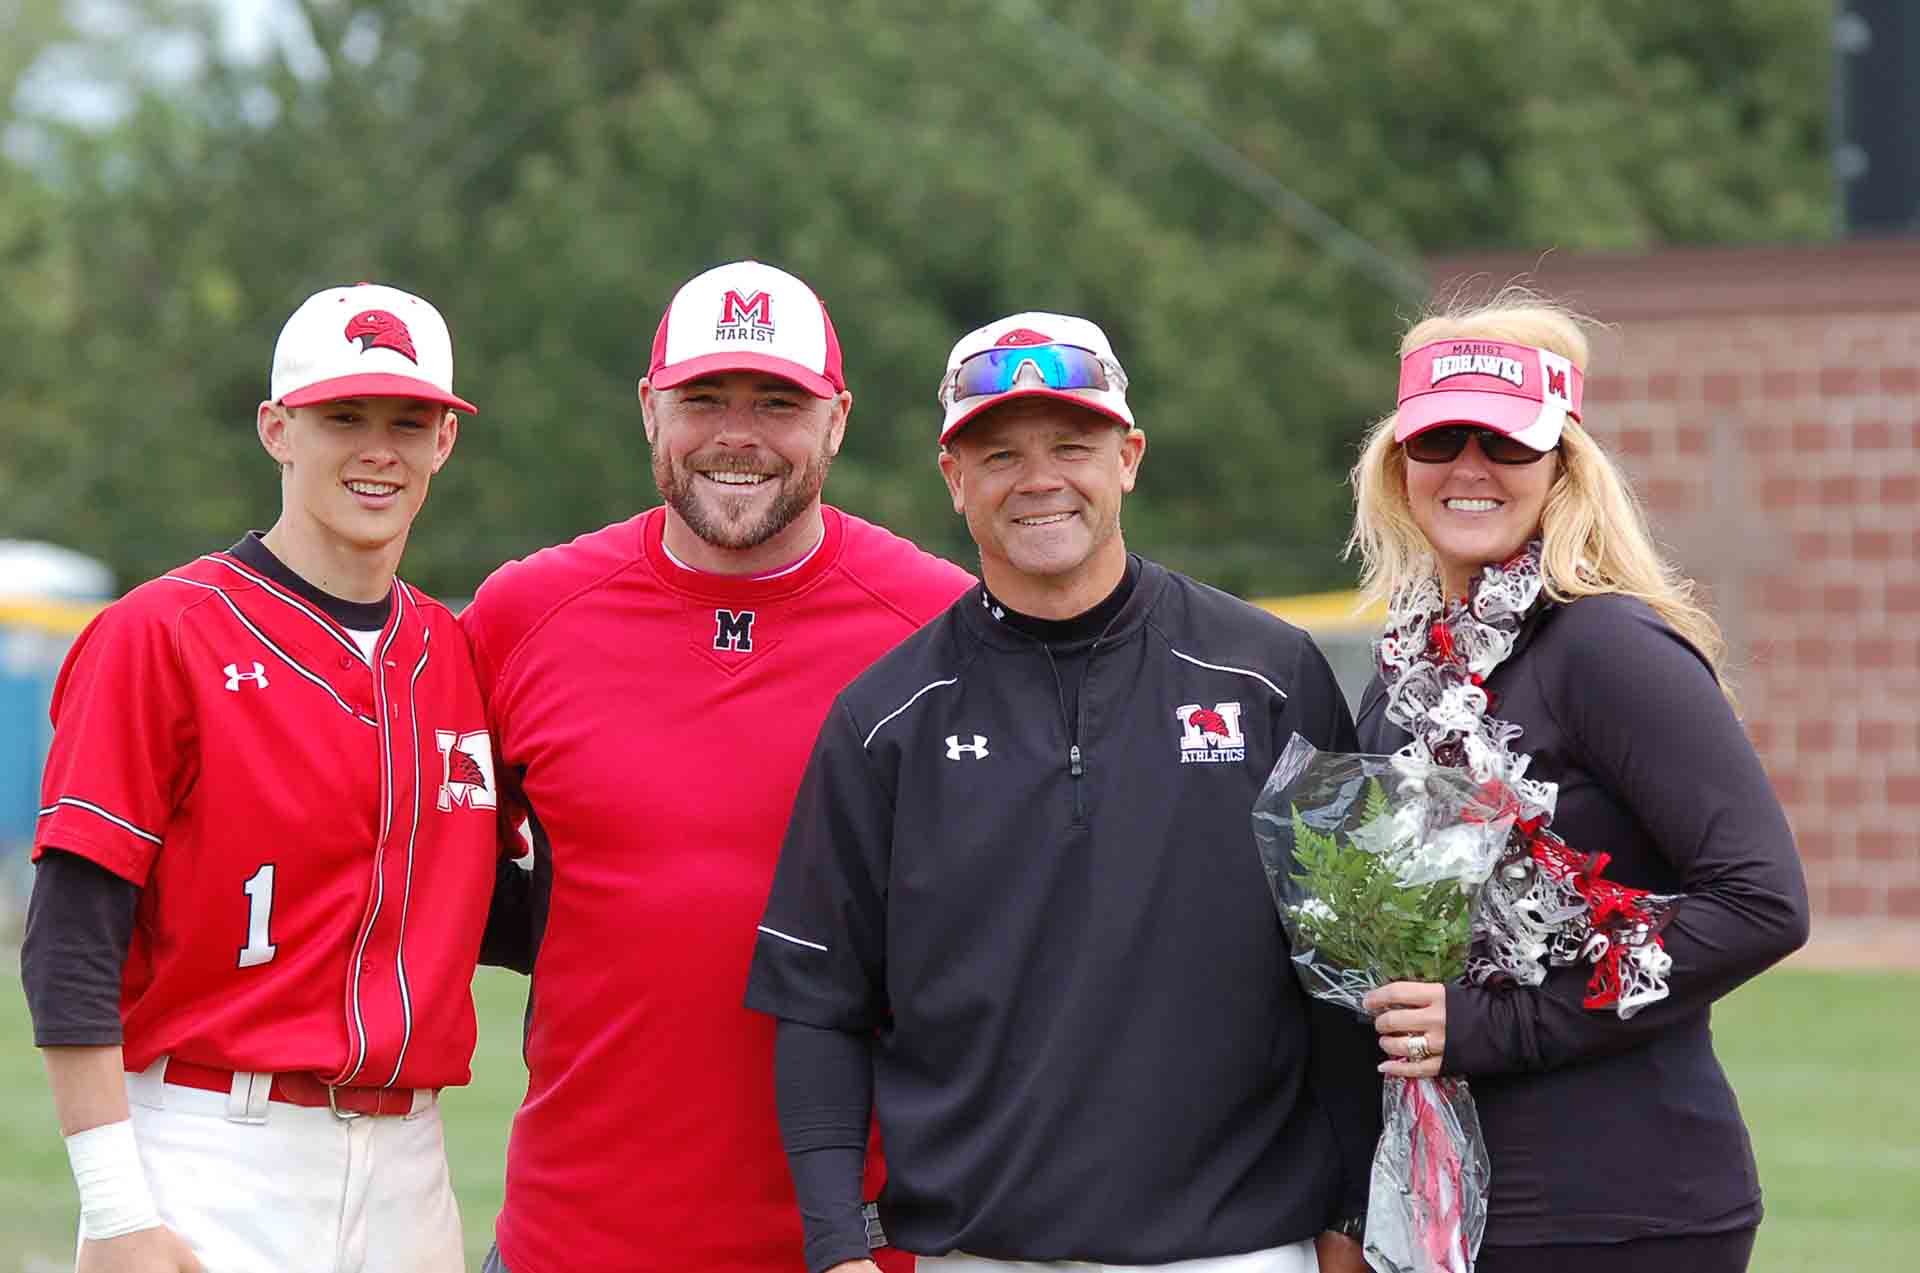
[
  {"xmin": 996, "ymin": 498, "xmax": 1121, "ymax": 577},
  {"xmin": 654, "ymin": 444, "xmax": 834, "ymax": 552}
]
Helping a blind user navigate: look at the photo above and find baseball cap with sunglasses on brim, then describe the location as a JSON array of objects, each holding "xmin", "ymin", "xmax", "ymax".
[
  {"xmin": 1394, "ymin": 337, "xmax": 1582, "ymax": 463},
  {"xmin": 937, "ymin": 312, "xmax": 1134, "ymax": 445}
]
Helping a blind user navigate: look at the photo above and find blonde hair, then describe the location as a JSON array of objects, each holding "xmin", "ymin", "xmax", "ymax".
[{"xmin": 1347, "ymin": 287, "xmax": 1735, "ymax": 704}]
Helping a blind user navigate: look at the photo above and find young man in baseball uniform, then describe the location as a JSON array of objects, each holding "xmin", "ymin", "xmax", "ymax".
[
  {"xmin": 748, "ymin": 313, "xmax": 1382, "ymax": 1273},
  {"xmin": 462, "ymin": 260, "xmax": 974, "ymax": 1273},
  {"xmin": 24, "ymin": 283, "xmax": 506, "ymax": 1273}
]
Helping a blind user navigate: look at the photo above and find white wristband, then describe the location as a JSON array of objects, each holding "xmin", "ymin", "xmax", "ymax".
[{"xmin": 64, "ymin": 1120, "xmax": 162, "ymax": 1240}]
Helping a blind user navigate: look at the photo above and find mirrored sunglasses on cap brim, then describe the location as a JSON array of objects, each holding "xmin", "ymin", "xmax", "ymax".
[
  {"xmin": 942, "ymin": 344, "xmax": 1126, "ymax": 405},
  {"xmin": 1403, "ymin": 425, "xmax": 1554, "ymax": 465}
]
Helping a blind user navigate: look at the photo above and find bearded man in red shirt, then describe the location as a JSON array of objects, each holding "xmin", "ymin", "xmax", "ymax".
[{"xmin": 463, "ymin": 261, "xmax": 973, "ymax": 1273}]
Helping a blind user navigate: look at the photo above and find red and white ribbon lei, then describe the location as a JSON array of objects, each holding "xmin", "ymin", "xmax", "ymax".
[{"xmin": 1378, "ymin": 544, "xmax": 1681, "ymax": 1018}]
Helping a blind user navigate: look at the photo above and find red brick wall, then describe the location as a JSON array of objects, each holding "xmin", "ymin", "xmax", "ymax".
[{"xmin": 1433, "ymin": 242, "xmax": 1920, "ymax": 923}]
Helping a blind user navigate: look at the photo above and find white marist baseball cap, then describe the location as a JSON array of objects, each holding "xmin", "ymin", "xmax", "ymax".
[
  {"xmin": 270, "ymin": 282, "xmax": 477, "ymax": 413},
  {"xmin": 937, "ymin": 311, "xmax": 1134, "ymax": 445},
  {"xmin": 647, "ymin": 260, "xmax": 846, "ymax": 399}
]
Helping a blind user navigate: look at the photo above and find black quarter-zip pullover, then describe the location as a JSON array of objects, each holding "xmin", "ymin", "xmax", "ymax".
[{"xmin": 748, "ymin": 556, "xmax": 1380, "ymax": 1265}]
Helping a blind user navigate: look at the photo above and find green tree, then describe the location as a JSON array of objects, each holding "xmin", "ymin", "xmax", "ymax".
[{"xmin": 0, "ymin": 0, "xmax": 1833, "ymax": 599}]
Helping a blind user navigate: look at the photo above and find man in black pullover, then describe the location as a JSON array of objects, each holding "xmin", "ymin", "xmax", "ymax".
[{"xmin": 747, "ymin": 312, "xmax": 1379, "ymax": 1273}]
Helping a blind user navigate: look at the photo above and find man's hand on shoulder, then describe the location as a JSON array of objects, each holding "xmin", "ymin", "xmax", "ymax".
[
  {"xmin": 78, "ymin": 1226, "xmax": 205, "ymax": 1273},
  {"xmin": 1315, "ymin": 1228, "xmax": 1369, "ymax": 1273}
]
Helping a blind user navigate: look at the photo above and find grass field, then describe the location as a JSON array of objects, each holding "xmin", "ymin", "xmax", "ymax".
[{"xmin": 4, "ymin": 965, "xmax": 1915, "ymax": 1270}]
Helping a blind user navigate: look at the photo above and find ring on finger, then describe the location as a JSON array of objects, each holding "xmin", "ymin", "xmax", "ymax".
[{"xmin": 1404, "ymin": 1033, "xmax": 1430, "ymax": 1063}]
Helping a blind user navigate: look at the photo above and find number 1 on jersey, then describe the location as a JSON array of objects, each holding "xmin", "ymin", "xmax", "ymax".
[{"xmin": 238, "ymin": 863, "xmax": 279, "ymax": 968}]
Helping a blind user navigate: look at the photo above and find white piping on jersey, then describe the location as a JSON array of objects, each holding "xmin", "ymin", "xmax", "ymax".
[
  {"xmin": 159, "ymin": 576, "xmax": 378, "ymax": 727},
  {"xmin": 372, "ymin": 598, "xmax": 403, "ymax": 848},
  {"xmin": 863, "ymin": 677, "xmax": 961, "ymax": 749},
  {"xmin": 382, "ymin": 631, "xmax": 432, "ymax": 1087},
  {"xmin": 1169, "ymin": 648, "xmax": 1287, "ymax": 699},
  {"xmin": 660, "ymin": 528, "xmax": 825, "ymax": 580},
  {"xmin": 201, "ymin": 554, "xmax": 373, "ymax": 663},
  {"xmin": 758, "ymin": 924, "xmax": 829, "ymax": 953},
  {"xmin": 37, "ymin": 797, "xmax": 163, "ymax": 846},
  {"xmin": 339, "ymin": 586, "xmax": 416, "ymax": 1085}
]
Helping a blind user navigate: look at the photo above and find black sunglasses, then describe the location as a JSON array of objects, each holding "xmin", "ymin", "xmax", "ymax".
[{"xmin": 1403, "ymin": 426, "xmax": 1553, "ymax": 466}]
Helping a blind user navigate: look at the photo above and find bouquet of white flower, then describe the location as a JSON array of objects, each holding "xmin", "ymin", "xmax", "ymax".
[{"xmin": 1252, "ymin": 734, "xmax": 1513, "ymax": 1273}]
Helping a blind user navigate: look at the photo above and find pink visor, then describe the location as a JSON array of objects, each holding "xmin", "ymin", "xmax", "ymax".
[{"xmin": 1394, "ymin": 338, "xmax": 1583, "ymax": 452}]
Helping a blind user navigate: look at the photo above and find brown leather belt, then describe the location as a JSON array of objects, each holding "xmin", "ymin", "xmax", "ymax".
[{"xmin": 161, "ymin": 1058, "xmax": 423, "ymax": 1117}]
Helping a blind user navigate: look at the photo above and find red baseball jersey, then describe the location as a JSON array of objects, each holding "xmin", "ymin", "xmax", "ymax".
[
  {"xmin": 461, "ymin": 506, "xmax": 973, "ymax": 1273},
  {"xmin": 34, "ymin": 550, "xmax": 500, "ymax": 1089}
]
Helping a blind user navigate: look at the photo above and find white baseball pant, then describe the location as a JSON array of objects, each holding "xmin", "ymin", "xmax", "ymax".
[{"xmin": 94, "ymin": 1056, "xmax": 464, "ymax": 1273}]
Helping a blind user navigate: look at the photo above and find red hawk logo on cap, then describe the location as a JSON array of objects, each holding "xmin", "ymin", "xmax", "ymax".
[
  {"xmin": 995, "ymin": 328, "xmax": 1054, "ymax": 347},
  {"xmin": 344, "ymin": 310, "xmax": 419, "ymax": 364}
]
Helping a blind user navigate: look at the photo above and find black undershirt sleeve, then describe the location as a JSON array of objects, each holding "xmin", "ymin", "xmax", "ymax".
[
  {"xmin": 21, "ymin": 848, "xmax": 139, "ymax": 1047},
  {"xmin": 477, "ymin": 851, "xmax": 535, "ymax": 974},
  {"xmin": 775, "ymin": 1018, "xmax": 876, "ymax": 1273}
]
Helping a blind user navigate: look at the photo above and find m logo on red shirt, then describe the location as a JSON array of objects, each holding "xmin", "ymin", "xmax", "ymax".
[
  {"xmin": 714, "ymin": 608, "xmax": 756, "ymax": 652},
  {"xmin": 435, "ymin": 729, "xmax": 497, "ymax": 811}
]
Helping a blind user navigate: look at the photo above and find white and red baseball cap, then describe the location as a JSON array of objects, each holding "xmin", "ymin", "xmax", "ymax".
[
  {"xmin": 1394, "ymin": 338, "xmax": 1582, "ymax": 451},
  {"xmin": 647, "ymin": 260, "xmax": 845, "ymax": 399},
  {"xmin": 936, "ymin": 312, "xmax": 1134, "ymax": 445},
  {"xmin": 270, "ymin": 282, "xmax": 477, "ymax": 412}
]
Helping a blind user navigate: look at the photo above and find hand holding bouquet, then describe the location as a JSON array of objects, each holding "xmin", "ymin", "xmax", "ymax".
[{"xmin": 1253, "ymin": 735, "xmax": 1512, "ymax": 1273}]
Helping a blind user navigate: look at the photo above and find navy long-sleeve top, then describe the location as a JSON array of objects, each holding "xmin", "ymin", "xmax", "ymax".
[{"xmin": 1356, "ymin": 592, "xmax": 1809, "ymax": 1247}]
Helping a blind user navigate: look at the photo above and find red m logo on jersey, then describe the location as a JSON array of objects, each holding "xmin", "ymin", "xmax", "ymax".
[
  {"xmin": 1546, "ymin": 367, "xmax": 1568, "ymax": 398},
  {"xmin": 436, "ymin": 729, "xmax": 497, "ymax": 812},
  {"xmin": 720, "ymin": 289, "xmax": 773, "ymax": 327}
]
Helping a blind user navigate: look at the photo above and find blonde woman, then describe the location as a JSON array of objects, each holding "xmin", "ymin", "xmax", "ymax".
[{"xmin": 1347, "ymin": 294, "xmax": 1808, "ymax": 1273}]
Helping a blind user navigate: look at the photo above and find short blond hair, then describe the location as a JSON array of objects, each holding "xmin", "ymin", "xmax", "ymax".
[{"xmin": 1347, "ymin": 287, "xmax": 1734, "ymax": 704}]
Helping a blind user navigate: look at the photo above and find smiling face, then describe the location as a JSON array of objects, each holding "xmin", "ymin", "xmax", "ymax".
[
  {"xmin": 1403, "ymin": 430, "xmax": 1559, "ymax": 597},
  {"xmin": 938, "ymin": 398, "xmax": 1145, "ymax": 618},
  {"xmin": 256, "ymin": 395, "xmax": 457, "ymax": 598},
  {"xmin": 640, "ymin": 371, "xmax": 850, "ymax": 574}
]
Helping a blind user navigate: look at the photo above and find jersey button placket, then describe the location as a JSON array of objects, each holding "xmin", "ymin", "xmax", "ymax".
[{"xmin": 335, "ymin": 652, "xmax": 369, "ymax": 716}]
